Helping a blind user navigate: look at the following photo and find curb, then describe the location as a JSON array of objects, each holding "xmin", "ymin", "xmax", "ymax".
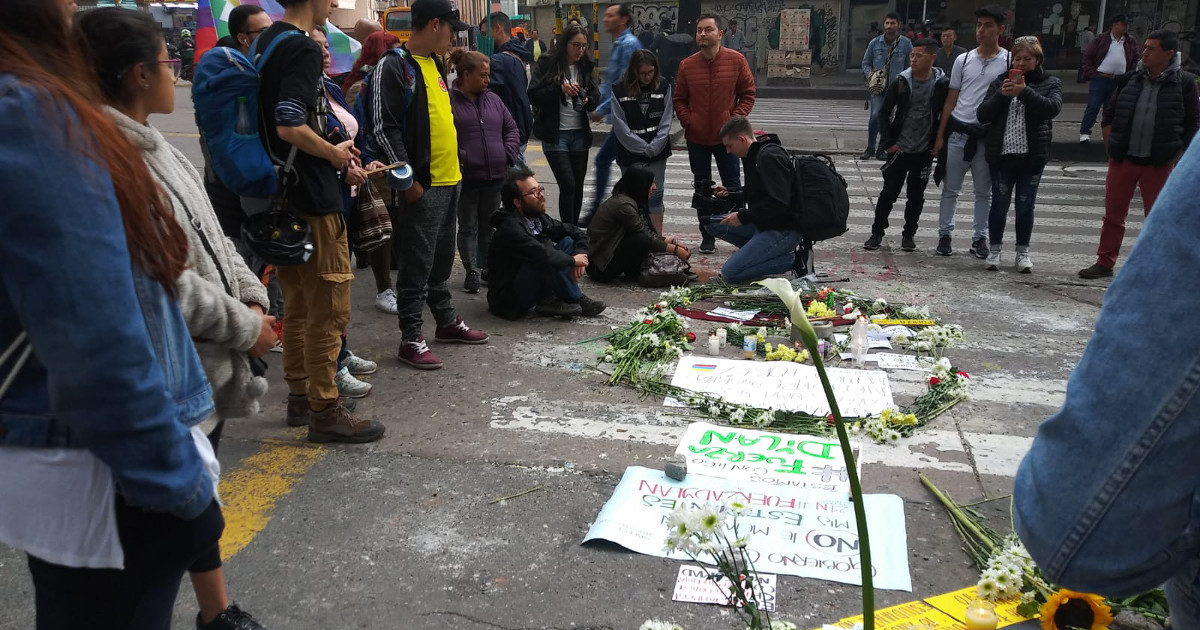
[{"xmin": 755, "ymin": 84, "xmax": 1091, "ymax": 104}]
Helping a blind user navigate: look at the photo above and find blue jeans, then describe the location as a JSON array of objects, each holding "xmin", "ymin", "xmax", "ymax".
[
  {"xmin": 988, "ymin": 156, "xmax": 1047, "ymax": 248},
  {"xmin": 1080, "ymin": 76, "xmax": 1117, "ymax": 135},
  {"xmin": 587, "ymin": 134, "xmax": 618, "ymax": 218},
  {"xmin": 513, "ymin": 236, "xmax": 583, "ymax": 312},
  {"xmin": 517, "ymin": 142, "xmax": 528, "ymax": 167},
  {"xmin": 687, "ymin": 142, "xmax": 742, "ymax": 238},
  {"xmin": 1013, "ymin": 135, "xmax": 1200, "ymax": 630},
  {"xmin": 867, "ymin": 93, "xmax": 886, "ymax": 150},
  {"xmin": 705, "ymin": 217, "xmax": 800, "ymax": 283},
  {"xmin": 938, "ymin": 131, "xmax": 991, "ymax": 240}
]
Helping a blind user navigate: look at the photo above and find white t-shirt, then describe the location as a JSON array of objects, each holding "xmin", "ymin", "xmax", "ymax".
[
  {"xmin": 949, "ymin": 48, "xmax": 1011, "ymax": 125},
  {"xmin": 1097, "ymin": 35, "xmax": 1128, "ymax": 75},
  {"xmin": 559, "ymin": 65, "xmax": 584, "ymax": 131}
]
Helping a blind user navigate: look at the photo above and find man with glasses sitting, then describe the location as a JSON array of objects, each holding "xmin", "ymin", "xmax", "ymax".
[{"xmin": 486, "ymin": 166, "xmax": 607, "ymax": 320}]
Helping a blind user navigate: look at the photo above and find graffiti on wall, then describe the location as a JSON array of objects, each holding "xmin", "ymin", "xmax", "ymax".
[
  {"xmin": 631, "ymin": 2, "xmax": 680, "ymax": 34},
  {"xmin": 704, "ymin": 0, "xmax": 840, "ymax": 66}
]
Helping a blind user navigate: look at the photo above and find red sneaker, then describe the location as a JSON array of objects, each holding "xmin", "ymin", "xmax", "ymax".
[
  {"xmin": 398, "ymin": 337, "xmax": 443, "ymax": 370},
  {"xmin": 434, "ymin": 316, "xmax": 489, "ymax": 344}
]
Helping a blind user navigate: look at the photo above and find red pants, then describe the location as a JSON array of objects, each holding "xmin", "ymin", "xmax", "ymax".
[{"xmin": 1097, "ymin": 159, "xmax": 1173, "ymax": 269}]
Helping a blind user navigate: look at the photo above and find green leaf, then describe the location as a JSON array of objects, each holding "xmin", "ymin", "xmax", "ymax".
[{"xmin": 1016, "ymin": 601, "xmax": 1041, "ymax": 618}]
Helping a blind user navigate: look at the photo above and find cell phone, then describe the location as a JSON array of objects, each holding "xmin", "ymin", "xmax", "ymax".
[{"xmin": 1009, "ymin": 69, "xmax": 1023, "ymax": 81}]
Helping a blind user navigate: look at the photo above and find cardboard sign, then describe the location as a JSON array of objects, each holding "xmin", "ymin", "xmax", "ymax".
[
  {"xmin": 875, "ymin": 319, "xmax": 938, "ymax": 327},
  {"xmin": 674, "ymin": 422, "xmax": 861, "ymax": 494},
  {"xmin": 667, "ymin": 356, "xmax": 895, "ymax": 418},
  {"xmin": 672, "ymin": 564, "xmax": 777, "ymax": 611},
  {"xmin": 925, "ymin": 587, "xmax": 1033, "ymax": 628},
  {"xmin": 583, "ymin": 467, "xmax": 913, "ymax": 591},
  {"xmin": 818, "ymin": 600, "xmax": 966, "ymax": 630}
]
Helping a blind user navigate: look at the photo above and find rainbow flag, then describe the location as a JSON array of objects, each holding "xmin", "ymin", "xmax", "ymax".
[
  {"xmin": 195, "ymin": 0, "xmax": 362, "ymax": 75},
  {"xmin": 692, "ymin": 364, "xmax": 718, "ymax": 372}
]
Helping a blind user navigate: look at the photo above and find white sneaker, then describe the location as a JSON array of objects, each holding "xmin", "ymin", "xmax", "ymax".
[
  {"xmin": 335, "ymin": 366, "xmax": 373, "ymax": 398},
  {"xmin": 375, "ymin": 289, "xmax": 399, "ymax": 315},
  {"xmin": 1015, "ymin": 251, "xmax": 1033, "ymax": 273},
  {"xmin": 343, "ymin": 350, "xmax": 377, "ymax": 375},
  {"xmin": 1079, "ymin": 133, "xmax": 1090, "ymax": 144},
  {"xmin": 986, "ymin": 249, "xmax": 1002, "ymax": 270}
]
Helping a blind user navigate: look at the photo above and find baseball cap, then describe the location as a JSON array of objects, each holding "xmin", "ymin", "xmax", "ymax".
[{"xmin": 412, "ymin": 0, "xmax": 470, "ymax": 31}]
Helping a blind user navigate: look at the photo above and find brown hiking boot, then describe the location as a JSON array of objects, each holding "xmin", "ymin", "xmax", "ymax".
[
  {"xmin": 285, "ymin": 394, "xmax": 310, "ymax": 427},
  {"xmin": 307, "ymin": 401, "xmax": 385, "ymax": 444}
]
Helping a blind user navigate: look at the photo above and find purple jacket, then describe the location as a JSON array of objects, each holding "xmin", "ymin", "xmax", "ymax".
[
  {"xmin": 451, "ymin": 83, "xmax": 520, "ymax": 183},
  {"xmin": 1081, "ymin": 32, "xmax": 1140, "ymax": 80}
]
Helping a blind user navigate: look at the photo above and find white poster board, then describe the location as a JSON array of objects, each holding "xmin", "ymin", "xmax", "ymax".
[
  {"xmin": 583, "ymin": 466, "xmax": 913, "ymax": 591},
  {"xmin": 667, "ymin": 357, "xmax": 895, "ymax": 418},
  {"xmin": 675, "ymin": 422, "xmax": 861, "ymax": 494},
  {"xmin": 673, "ymin": 565, "xmax": 778, "ymax": 611}
]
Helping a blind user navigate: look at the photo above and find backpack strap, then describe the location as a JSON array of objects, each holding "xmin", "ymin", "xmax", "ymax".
[{"xmin": 250, "ymin": 30, "xmax": 306, "ymax": 182}]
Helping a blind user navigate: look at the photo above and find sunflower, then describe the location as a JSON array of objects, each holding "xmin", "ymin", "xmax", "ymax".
[{"xmin": 1040, "ymin": 589, "xmax": 1114, "ymax": 630}]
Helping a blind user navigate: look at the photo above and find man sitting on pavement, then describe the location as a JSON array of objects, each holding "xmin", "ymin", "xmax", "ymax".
[
  {"xmin": 703, "ymin": 117, "xmax": 803, "ymax": 284},
  {"xmin": 488, "ymin": 166, "xmax": 607, "ymax": 320}
]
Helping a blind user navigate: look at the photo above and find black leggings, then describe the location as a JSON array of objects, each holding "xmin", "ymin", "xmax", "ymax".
[
  {"xmin": 27, "ymin": 496, "xmax": 224, "ymax": 630},
  {"xmin": 587, "ymin": 232, "xmax": 655, "ymax": 283},
  {"xmin": 545, "ymin": 149, "xmax": 589, "ymax": 226}
]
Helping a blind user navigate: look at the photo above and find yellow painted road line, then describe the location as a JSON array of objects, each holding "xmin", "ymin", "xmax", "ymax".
[{"xmin": 218, "ymin": 435, "xmax": 325, "ymax": 561}]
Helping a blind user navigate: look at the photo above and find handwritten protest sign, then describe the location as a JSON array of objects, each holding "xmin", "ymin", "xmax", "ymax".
[
  {"xmin": 672, "ymin": 564, "xmax": 777, "ymax": 611},
  {"xmin": 667, "ymin": 357, "xmax": 895, "ymax": 418},
  {"xmin": 875, "ymin": 319, "xmax": 937, "ymax": 326},
  {"xmin": 708, "ymin": 307, "xmax": 760, "ymax": 321},
  {"xmin": 583, "ymin": 466, "xmax": 913, "ymax": 591},
  {"xmin": 674, "ymin": 422, "xmax": 861, "ymax": 494},
  {"xmin": 834, "ymin": 334, "xmax": 892, "ymax": 350},
  {"xmin": 873, "ymin": 353, "xmax": 927, "ymax": 371},
  {"xmin": 925, "ymin": 587, "xmax": 1033, "ymax": 628},
  {"xmin": 818, "ymin": 600, "xmax": 966, "ymax": 630}
]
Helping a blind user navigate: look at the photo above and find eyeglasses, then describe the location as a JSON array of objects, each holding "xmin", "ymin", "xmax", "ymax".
[
  {"xmin": 245, "ymin": 26, "xmax": 270, "ymax": 38},
  {"xmin": 521, "ymin": 185, "xmax": 546, "ymax": 197},
  {"xmin": 569, "ymin": 41, "xmax": 588, "ymax": 50},
  {"xmin": 158, "ymin": 59, "xmax": 182, "ymax": 80}
]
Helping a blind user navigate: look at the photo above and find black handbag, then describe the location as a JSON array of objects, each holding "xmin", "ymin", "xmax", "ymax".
[{"xmin": 637, "ymin": 252, "xmax": 690, "ymax": 288}]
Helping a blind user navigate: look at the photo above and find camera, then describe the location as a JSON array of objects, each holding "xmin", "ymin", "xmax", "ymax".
[{"xmin": 691, "ymin": 179, "xmax": 742, "ymax": 218}]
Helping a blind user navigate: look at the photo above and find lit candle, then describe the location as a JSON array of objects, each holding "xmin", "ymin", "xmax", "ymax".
[
  {"xmin": 716, "ymin": 328, "xmax": 727, "ymax": 348},
  {"xmin": 708, "ymin": 334, "xmax": 720, "ymax": 355},
  {"xmin": 964, "ymin": 599, "xmax": 998, "ymax": 630}
]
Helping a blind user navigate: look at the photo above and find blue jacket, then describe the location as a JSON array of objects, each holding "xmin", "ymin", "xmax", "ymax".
[
  {"xmin": 861, "ymin": 34, "xmax": 912, "ymax": 85},
  {"xmin": 0, "ymin": 76, "xmax": 215, "ymax": 519},
  {"xmin": 1014, "ymin": 135, "xmax": 1200, "ymax": 630},
  {"xmin": 323, "ymin": 77, "xmax": 373, "ymax": 215},
  {"xmin": 596, "ymin": 28, "xmax": 640, "ymax": 119},
  {"xmin": 489, "ymin": 38, "xmax": 534, "ymax": 145}
]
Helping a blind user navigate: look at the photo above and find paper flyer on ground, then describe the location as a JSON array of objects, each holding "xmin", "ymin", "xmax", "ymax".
[
  {"xmin": 583, "ymin": 466, "xmax": 913, "ymax": 591},
  {"xmin": 672, "ymin": 564, "xmax": 778, "ymax": 611},
  {"xmin": 674, "ymin": 422, "xmax": 862, "ymax": 495},
  {"xmin": 666, "ymin": 356, "xmax": 895, "ymax": 418}
]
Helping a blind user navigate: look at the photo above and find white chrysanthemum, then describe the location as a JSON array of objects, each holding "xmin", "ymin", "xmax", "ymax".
[
  {"xmin": 728, "ymin": 408, "xmax": 747, "ymax": 424},
  {"xmin": 734, "ymin": 535, "xmax": 750, "ymax": 548},
  {"xmin": 977, "ymin": 576, "xmax": 999, "ymax": 600},
  {"xmin": 729, "ymin": 500, "xmax": 749, "ymax": 515},
  {"xmin": 695, "ymin": 539, "xmax": 722, "ymax": 555},
  {"xmin": 689, "ymin": 503, "xmax": 724, "ymax": 534}
]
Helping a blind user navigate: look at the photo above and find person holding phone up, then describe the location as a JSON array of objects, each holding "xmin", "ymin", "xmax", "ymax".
[{"xmin": 976, "ymin": 35, "xmax": 1062, "ymax": 274}]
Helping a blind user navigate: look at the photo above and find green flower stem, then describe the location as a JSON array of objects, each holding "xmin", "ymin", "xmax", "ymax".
[
  {"xmin": 801, "ymin": 335, "xmax": 875, "ymax": 630},
  {"xmin": 918, "ymin": 473, "xmax": 997, "ymax": 554}
]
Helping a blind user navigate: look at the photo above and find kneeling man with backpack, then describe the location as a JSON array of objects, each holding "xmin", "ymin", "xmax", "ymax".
[{"xmin": 704, "ymin": 117, "xmax": 849, "ymax": 283}]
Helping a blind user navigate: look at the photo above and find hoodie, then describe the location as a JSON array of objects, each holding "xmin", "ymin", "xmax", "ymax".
[
  {"xmin": 1103, "ymin": 56, "xmax": 1200, "ymax": 166},
  {"xmin": 738, "ymin": 134, "xmax": 798, "ymax": 232},
  {"xmin": 489, "ymin": 38, "xmax": 534, "ymax": 145},
  {"xmin": 877, "ymin": 66, "xmax": 950, "ymax": 154}
]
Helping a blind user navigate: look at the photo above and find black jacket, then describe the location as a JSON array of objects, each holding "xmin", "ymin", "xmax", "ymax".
[
  {"xmin": 976, "ymin": 66, "xmax": 1063, "ymax": 163},
  {"xmin": 528, "ymin": 55, "xmax": 600, "ymax": 145},
  {"xmin": 1103, "ymin": 58, "xmax": 1200, "ymax": 166},
  {"xmin": 487, "ymin": 208, "xmax": 589, "ymax": 320},
  {"xmin": 489, "ymin": 38, "xmax": 534, "ymax": 145},
  {"xmin": 363, "ymin": 45, "xmax": 446, "ymax": 189},
  {"xmin": 737, "ymin": 134, "xmax": 797, "ymax": 232},
  {"xmin": 877, "ymin": 67, "xmax": 950, "ymax": 153}
]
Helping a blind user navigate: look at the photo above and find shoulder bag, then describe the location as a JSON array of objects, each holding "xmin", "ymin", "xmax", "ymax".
[
  {"xmin": 638, "ymin": 252, "xmax": 691, "ymax": 288},
  {"xmin": 867, "ymin": 40, "xmax": 899, "ymax": 95},
  {"xmin": 352, "ymin": 180, "xmax": 393, "ymax": 251}
]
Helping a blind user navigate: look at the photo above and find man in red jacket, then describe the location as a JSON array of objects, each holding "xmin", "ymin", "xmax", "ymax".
[
  {"xmin": 1079, "ymin": 14, "xmax": 1139, "ymax": 143},
  {"xmin": 673, "ymin": 12, "xmax": 756, "ymax": 254}
]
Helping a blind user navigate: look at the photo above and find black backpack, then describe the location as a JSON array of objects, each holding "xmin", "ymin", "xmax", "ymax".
[{"xmin": 788, "ymin": 152, "xmax": 850, "ymax": 242}]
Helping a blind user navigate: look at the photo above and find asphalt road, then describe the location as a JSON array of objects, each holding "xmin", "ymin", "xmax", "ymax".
[{"xmin": 0, "ymin": 88, "xmax": 1122, "ymax": 630}]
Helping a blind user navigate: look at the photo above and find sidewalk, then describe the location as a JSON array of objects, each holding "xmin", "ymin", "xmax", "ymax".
[{"xmin": 757, "ymin": 68, "xmax": 1091, "ymax": 103}]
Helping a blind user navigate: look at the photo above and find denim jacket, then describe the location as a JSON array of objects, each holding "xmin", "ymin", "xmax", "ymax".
[
  {"xmin": 1014, "ymin": 136, "xmax": 1200, "ymax": 629},
  {"xmin": 861, "ymin": 34, "xmax": 912, "ymax": 84},
  {"xmin": 0, "ymin": 76, "xmax": 215, "ymax": 520}
]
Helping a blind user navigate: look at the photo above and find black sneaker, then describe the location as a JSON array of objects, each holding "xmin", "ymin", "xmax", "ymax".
[
  {"xmin": 699, "ymin": 236, "xmax": 717, "ymax": 254},
  {"xmin": 479, "ymin": 268, "xmax": 489, "ymax": 284},
  {"xmin": 875, "ymin": 147, "xmax": 888, "ymax": 161},
  {"xmin": 863, "ymin": 234, "xmax": 882, "ymax": 250},
  {"xmin": 858, "ymin": 149, "xmax": 874, "ymax": 161},
  {"xmin": 578, "ymin": 294, "xmax": 607, "ymax": 317},
  {"xmin": 1078, "ymin": 263, "xmax": 1113, "ymax": 279},
  {"xmin": 535, "ymin": 296, "xmax": 583, "ymax": 318},
  {"xmin": 463, "ymin": 270, "xmax": 480, "ymax": 294},
  {"xmin": 196, "ymin": 603, "xmax": 265, "ymax": 630},
  {"xmin": 936, "ymin": 235, "xmax": 952, "ymax": 256},
  {"xmin": 901, "ymin": 236, "xmax": 917, "ymax": 252},
  {"xmin": 792, "ymin": 245, "xmax": 814, "ymax": 277},
  {"xmin": 969, "ymin": 237, "xmax": 989, "ymax": 259}
]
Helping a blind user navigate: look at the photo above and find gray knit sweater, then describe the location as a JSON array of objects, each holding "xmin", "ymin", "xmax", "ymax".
[{"xmin": 108, "ymin": 108, "xmax": 270, "ymax": 423}]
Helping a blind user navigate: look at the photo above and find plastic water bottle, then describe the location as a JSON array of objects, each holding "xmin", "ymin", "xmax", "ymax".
[
  {"xmin": 850, "ymin": 316, "xmax": 869, "ymax": 365},
  {"xmin": 235, "ymin": 96, "xmax": 253, "ymax": 135}
]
